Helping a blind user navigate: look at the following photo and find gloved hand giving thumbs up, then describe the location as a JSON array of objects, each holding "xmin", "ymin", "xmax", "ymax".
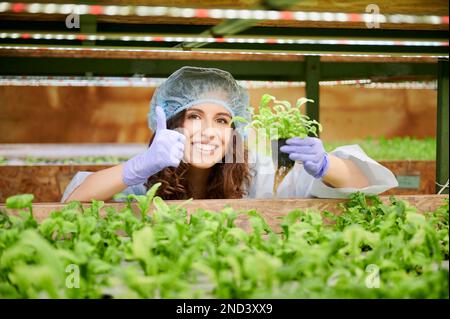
[{"xmin": 122, "ymin": 106, "xmax": 186, "ymax": 186}]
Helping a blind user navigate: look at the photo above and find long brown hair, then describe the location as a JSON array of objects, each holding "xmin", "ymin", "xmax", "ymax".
[{"xmin": 144, "ymin": 110, "xmax": 252, "ymax": 199}]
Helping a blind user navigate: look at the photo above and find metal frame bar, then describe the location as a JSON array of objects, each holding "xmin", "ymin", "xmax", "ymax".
[
  {"xmin": 80, "ymin": 14, "xmax": 97, "ymax": 47},
  {"xmin": 305, "ymin": 56, "xmax": 320, "ymax": 132},
  {"xmin": 0, "ymin": 57, "xmax": 438, "ymax": 80},
  {"xmin": 436, "ymin": 59, "xmax": 449, "ymax": 194}
]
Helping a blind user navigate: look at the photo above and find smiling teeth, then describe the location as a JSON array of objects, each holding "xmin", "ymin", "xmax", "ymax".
[{"xmin": 193, "ymin": 143, "xmax": 217, "ymax": 152}]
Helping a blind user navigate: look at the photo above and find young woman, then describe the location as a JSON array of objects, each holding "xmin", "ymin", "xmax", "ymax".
[{"xmin": 61, "ymin": 66, "xmax": 397, "ymax": 202}]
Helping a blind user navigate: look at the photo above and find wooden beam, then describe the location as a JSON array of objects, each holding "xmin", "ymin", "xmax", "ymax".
[
  {"xmin": 1, "ymin": 13, "xmax": 447, "ymax": 30},
  {"xmin": 11, "ymin": 0, "xmax": 445, "ymax": 15},
  {"xmin": 0, "ymin": 45, "xmax": 444, "ymax": 63},
  {"xmin": 0, "ymin": 46, "xmax": 309, "ymax": 62}
]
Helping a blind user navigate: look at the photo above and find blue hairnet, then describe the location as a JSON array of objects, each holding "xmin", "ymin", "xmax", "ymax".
[{"xmin": 148, "ymin": 66, "xmax": 251, "ymax": 139}]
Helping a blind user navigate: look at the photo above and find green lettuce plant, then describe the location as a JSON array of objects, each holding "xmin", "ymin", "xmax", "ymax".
[
  {"xmin": 232, "ymin": 93, "xmax": 322, "ymax": 141},
  {"xmin": 232, "ymin": 94, "xmax": 322, "ymax": 168},
  {"xmin": 0, "ymin": 188, "xmax": 448, "ymax": 299}
]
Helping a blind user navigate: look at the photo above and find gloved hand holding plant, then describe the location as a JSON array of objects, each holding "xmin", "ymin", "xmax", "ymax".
[
  {"xmin": 280, "ymin": 137, "xmax": 329, "ymax": 178},
  {"xmin": 232, "ymin": 94, "xmax": 328, "ymax": 178}
]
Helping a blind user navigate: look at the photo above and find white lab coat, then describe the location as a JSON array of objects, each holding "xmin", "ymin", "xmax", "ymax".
[{"xmin": 60, "ymin": 144, "xmax": 398, "ymax": 203}]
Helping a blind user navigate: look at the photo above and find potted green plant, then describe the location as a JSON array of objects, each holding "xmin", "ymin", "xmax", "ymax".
[{"xmin": 232, "ymin": 94, "xmax": 322, "ymax": 170}]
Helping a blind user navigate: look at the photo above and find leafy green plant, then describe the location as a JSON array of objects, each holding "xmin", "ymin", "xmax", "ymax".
[
  {"xmin": 324, "ymin": 137, "xmax": 436, "ymax": 161},
  {"xmin": 113, "ymin": 183, "xmax": 162, "ymax": 222},
  {"xmin": 5, "ymin": 194, "xmax": 37, "ymax": 229},
  {"xmin": 232, "ymin": 94, "xmax": 322, "ymax": 141},
  {"xmin": 5, "ymin": 194, "xmax": 34, "ymax": 211},
  {"xmin": 0, "ymin": 188, "xmax": 448, "ymax": 299}
]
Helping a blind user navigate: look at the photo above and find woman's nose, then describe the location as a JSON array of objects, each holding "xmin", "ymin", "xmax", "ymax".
[{"xmin": 201, "ymin": 126, "xmax": 220, "ymax": 141}]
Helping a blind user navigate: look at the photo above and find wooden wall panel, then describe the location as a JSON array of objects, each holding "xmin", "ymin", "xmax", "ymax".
[
  {"xmin": 0, "ymin": 161, "xmax": 437, "ymax": 203},
  {"xmin": 0, "ymin": 165, "xmax": 110, "ymax": 202},
  {"xmin": 0, "ymin": 85, "xmax": 437, "ymax": 143},
  {"xmin": 319, "ymin": 86, "xmax": 437, "ymax": 140},
  {"xmin": 0, "ymin": 86, "xmax": 154, "ymax": 143},
  {"xmin": 381, "ymin": 160, "xmax": 436, "ymax": 195}
]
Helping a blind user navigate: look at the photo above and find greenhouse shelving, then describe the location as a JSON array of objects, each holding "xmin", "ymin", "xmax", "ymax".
[{"xmin": 0, "ymin": 0, "xmax": 448, "ymax": 198}]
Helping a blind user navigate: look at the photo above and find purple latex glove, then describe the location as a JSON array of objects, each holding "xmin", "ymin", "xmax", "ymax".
[
  {"xmin": 122, "ymin": 106, "xmax": 186, "ymax": 186},
  {"xmin": 279, "ymin": 137, "xmax": 330, "ymax": 178}
]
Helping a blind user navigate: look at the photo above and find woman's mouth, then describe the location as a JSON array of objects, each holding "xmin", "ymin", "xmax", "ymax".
[{"xmin": 192, "ymin": 142, "xmax": 219, "ymax": 155}]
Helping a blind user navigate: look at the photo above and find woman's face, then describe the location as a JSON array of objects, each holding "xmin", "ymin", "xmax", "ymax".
[{"xmin": 180, "ymin": 103, "xmax": 233, "ymax": 169}]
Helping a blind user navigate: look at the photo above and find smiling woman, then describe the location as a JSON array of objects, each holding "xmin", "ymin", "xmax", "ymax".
[
  {"xmin": 61, "ymin": 66, "xmax": 398, "ymax": 203},
  {"xmin": 183, "ymin": 105, "xmax": 233, "ymax": 167},
  {"xmin": 145, "ymin": 102, "xmax": 252, "ymax": 199}
]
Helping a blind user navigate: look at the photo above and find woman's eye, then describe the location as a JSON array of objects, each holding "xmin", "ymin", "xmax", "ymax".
[
  {"xmin": 217, "ymin": 118, "xmax": 229, "ymax": 124},
  {"xmin": 188, "ymin": 114, "xmax": 201, "ymax": 120}
]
